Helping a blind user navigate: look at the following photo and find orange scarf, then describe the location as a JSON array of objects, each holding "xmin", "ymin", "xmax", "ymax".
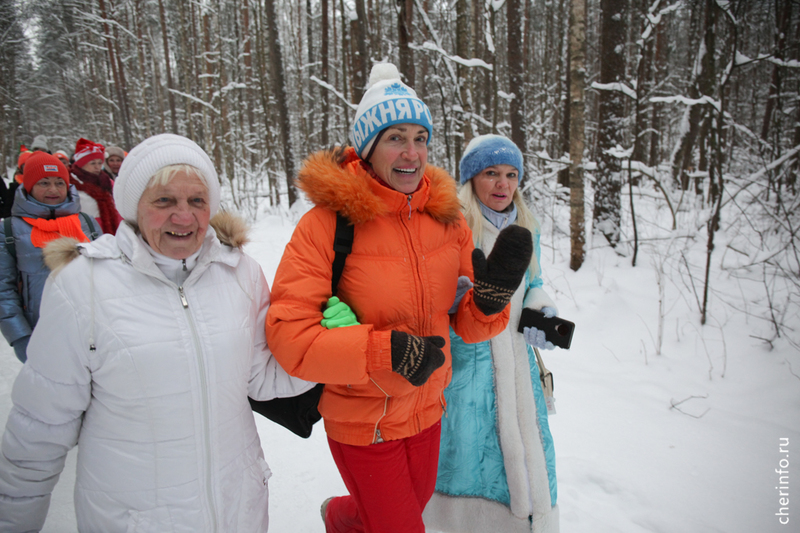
[{"xmin": 22, "ymin": 214, "xmax": 91, "ymax": 248}]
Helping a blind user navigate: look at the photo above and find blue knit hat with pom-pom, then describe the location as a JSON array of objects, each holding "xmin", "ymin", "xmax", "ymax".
[{"xmin": 459, "ymin": 134, "xmax": 523, "ymax": 184}]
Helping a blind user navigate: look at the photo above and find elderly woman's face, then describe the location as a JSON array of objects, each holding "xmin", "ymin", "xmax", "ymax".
[
  {"xmin": 368, "ymin": 124, "xmax": 428, "ymax": 194},
  {"xmin": 137, "ymin": 171, "xmax": 210, "ymax": 260},
  {"xmin": 31, "ymin": 177, "xmax": 68, "ymax": 205}
]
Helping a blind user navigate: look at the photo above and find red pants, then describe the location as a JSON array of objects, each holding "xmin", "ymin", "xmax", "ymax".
[{"xmin": 324, "ymin": 421, "xmax": 442, "ymax": 533}]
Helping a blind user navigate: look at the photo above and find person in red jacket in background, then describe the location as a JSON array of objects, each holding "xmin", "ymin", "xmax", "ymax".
[
  {"xmin": 266, "ymin": 63, "xmax": 533, "ymax": 533},
  {"xmin": 68, "ymin": 137, "xmax": 122, "ymax": 234}
]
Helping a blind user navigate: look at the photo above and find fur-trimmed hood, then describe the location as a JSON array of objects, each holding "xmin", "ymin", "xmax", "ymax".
[
  {"xmin": 43, "ymin": 211, "xmax": 249, "ymax": 273},
  {"xmin": 296, "ymin": 146, "xmax": 462, "ymax": 225}
]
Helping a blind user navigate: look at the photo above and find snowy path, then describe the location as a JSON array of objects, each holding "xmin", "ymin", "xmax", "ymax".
[{"xmin": 0, "ymin": 213, "xmax": 796, "ymax": 532}]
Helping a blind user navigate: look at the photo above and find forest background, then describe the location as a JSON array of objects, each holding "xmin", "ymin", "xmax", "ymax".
[{"xmin": 2, "ymin": 0, "xmax": 798, "ymax": 344}]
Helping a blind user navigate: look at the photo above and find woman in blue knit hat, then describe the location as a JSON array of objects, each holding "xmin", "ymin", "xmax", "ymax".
[{"xmin": 423, "ymin": 134, "xmax": 561, "ymax": 533}]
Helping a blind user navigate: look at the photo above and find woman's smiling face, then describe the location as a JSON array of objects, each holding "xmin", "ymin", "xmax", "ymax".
[
  {"xmin": 471, "ymin": 164, "xmax": 519, "ymax": 212},
  {"xmin": 368, "ymin": 124, "xmax": 429, "ymax": 194},
  {"xmin": 136, "ymin": 170, "xmax": 210, "ymax": 259}
]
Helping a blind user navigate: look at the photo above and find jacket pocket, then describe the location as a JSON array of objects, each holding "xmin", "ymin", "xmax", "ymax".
[{"xmin": 235, "ymin": 455, "xmax": 271, "ymax": 531}]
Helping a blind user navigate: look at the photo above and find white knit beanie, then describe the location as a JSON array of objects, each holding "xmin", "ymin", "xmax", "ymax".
[
  {"xmin": 114, "ymin": 134, "xmax": 220, "ymax": 222},
  {"xmin": 351, "ymin": 63, "xmax": 433, "ymax": 159}
]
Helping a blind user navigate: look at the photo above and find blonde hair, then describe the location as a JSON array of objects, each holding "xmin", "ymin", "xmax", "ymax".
[
  {"xmin": 147, "ymin": 164, "xmax": 207, "ymax": 189},
  {"xmin": 459, "ymin": 183, "xmax": 541, "ymax": 278}
]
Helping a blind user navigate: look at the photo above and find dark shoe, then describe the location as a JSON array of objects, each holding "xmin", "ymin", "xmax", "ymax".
[{"xmin": 320, "ymin": 496, "xmax": 334, "ymax": 525}]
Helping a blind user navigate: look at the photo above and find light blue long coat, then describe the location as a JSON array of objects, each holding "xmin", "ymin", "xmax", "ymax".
[{"xmin": 424, "ymin": 217, "xmax": 559, "ymax": 533}]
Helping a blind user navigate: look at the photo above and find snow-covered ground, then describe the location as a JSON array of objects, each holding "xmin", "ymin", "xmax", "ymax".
[{"xmin": 1, "ymin": 199, "xmax": 798, "ymax": 532}]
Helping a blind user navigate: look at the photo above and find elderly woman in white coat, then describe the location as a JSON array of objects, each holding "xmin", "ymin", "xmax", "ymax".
[
  {"xmin": 424, "ymin": 135, "xmax": 560, "ymax": 533},
  {"xmin": 0, "ymin": 134, "xmax": 313, "ymax": 532}
]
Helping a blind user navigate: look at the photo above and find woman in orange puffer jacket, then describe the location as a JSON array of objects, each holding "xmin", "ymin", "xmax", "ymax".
[{"xmin": 266, "ymin": 63, "xmax": 532, "ymax": 533}]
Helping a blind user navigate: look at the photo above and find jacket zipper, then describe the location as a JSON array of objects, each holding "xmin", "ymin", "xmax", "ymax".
[
  {"xmin": 178, "ymin": 285, "xmax": 219, "ymax": 532},
  {"xmin": 401, "ymin": 196, "xmax": 427, "ymax": 434}
]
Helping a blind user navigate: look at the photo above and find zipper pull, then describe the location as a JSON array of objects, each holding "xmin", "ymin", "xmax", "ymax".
[
  {"xmin": 178, "ymin": 286, "xmax": 189, "ymax": 308},
  {"xmin": 182, "ymin": 259, "xmax": 187, "ymax": 272},
  {"xmin": 407, "ymin": 195, "xmax": 413, "ymax": 220}
]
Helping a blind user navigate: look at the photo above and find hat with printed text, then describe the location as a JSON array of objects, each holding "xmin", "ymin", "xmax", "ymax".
[
  {"xmin": 23, "ymin": 152, "xmax": 71, "ymax": 193},
  {"xmin": 351, "ymin": 63, "xmax": 433, "ymax": 161}
]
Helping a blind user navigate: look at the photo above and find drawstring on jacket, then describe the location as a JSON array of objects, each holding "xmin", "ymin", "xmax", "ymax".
[
  {"xmin": 370, "ymin": 377, "xmax": 391, "ymax": 444},
  {"xmin": 89, "ymin": 256, "xmax": 96, "ymax": 352}
]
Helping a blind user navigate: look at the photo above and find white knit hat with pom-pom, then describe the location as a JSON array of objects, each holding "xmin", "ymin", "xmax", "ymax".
[
  {"xmin": 114, "ymin": 133, "xmax": 220, "ymax": 222},
  {"xmin": 351, "ymin": 63, "xmax": 433, "ymax": 159}
]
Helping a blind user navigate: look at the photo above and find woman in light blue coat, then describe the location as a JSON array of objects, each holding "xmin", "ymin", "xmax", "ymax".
[
  {"xmin": 0, "ymin": 152, "xmax": 98, "ymax": 362},
  {"xmin": 424, "ymin": 135, "xmax": 560, "ymax": 533}
]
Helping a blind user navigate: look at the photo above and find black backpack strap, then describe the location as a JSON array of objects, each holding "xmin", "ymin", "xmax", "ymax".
[
  {"xmin": 249, "ymin": 212, "xmax": 354, "ymax": 439},
  {"xmin": 78, "ymin": 212, "xmax": 100, "ymax": 240},
  {"xmin": 4, "ymin": 217, "xmax": 15, "ymax": 261},
  {"xmin": 331, "ymin": 212, "xmax": 354, "ymax": 296}
]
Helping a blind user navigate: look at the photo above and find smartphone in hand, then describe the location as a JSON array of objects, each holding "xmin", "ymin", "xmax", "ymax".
[{"xmin": 517, "ymin": 308, "xmax": 575, "ymax": 349}]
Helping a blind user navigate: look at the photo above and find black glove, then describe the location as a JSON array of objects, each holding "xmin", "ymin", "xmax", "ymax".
[
  {"xmin": 390, "ymin": 331, "xmax": 446, "ymax": 387},
  {"xmin": 472, "ymin": 225, "xmax": 533, "ymax": 315}
]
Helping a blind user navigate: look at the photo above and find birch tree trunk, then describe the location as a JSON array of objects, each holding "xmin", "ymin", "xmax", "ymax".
[{"xmin": 568, "ymin": 0, "xmax": 587, "ymax": 271}]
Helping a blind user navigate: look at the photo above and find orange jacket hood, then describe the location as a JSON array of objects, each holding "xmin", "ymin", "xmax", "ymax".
[{"xmin": 296, "ymin": 146, "xmax": 462, "ymax": 226}]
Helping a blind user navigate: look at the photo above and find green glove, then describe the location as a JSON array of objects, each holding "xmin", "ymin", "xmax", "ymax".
[{"xmin": 321, "ymin": 296, "xmax": 360, "ymax": 328}]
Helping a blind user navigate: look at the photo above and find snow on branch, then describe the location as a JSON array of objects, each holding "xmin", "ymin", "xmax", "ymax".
[
  {"xmin": 416, "ymin": 41, "xmax": 493, "ymax": 71},
  {"xmin": 497, "ymin": 91, "xmax": 515, "ymax": 102},
  {"xmin": 591, "ymin": 81, "xmax": 637, "ymax": 100},
  {"xmin": 641, "ymin": 1, "xmax": 682, "ymax": 41},
  {"xmin": 91, "ymin": 90, "xmax": 119, "ymax": 110},
  {"xmin": 722, "ymin": 144, "xmax": 800, "ymax": 209},
  {"xmin": 167, "ymin": 89, "xmax": 219, "ymax": 114},
  {"xmin": 81, "ymin": 13, "xmax": 138, "ymax": 41},
  {"xmin": 412, "ymin": 0, "xmax": 459, "ymax": 88},
  {"xmin": 749, "ymin": 144, "xmax": 800, "ymax": 182},
  {"xmin": 309, "ymin": 76, "xmax": 357, "ymax": 111},
  {"xmin": 735, "ymin": 51, "xmax": 800, "ymax": 69},
  {"xmin": 220, "ymin": 82, "xmax": 247, "ymax": 95},
  {"xmin": 650, "ymin": 94, "xmax": 721, "ymax": 112}
]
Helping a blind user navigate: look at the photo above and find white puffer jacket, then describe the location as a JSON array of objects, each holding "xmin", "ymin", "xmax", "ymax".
[{"xmin": 0, "ymin": 214, "xmax": 313, "ymax": 532}]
